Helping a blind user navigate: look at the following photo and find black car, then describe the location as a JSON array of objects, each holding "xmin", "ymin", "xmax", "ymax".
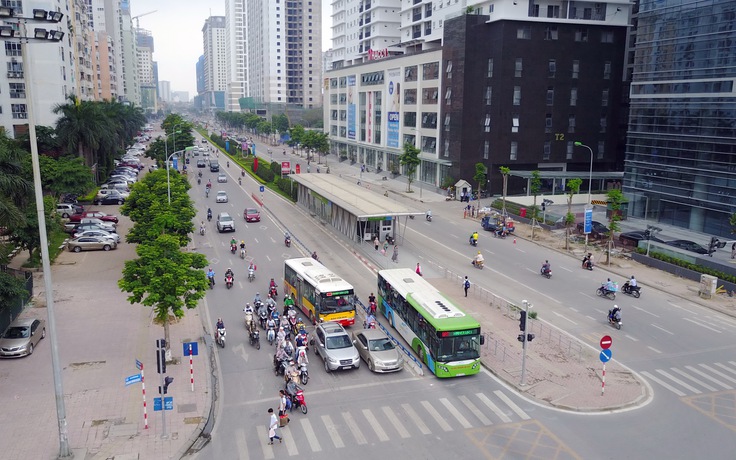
[
  {"xmin": 196, "ymin": 159, "xmax": 206, "ymax": 168},
  {"xmin": 576, "ymin": 221, "xmax": 609, "ymax": 239},
  {"xmin": 619, "ymin": 231, "xmax": 664, "ymax": 247},
  {"xmin": 94, "ymin": 191, "xmax": 126, "ymax": 205},
  {"xmin": 664, "ymin": 239, "xmax": 709, "ymax": 254}
]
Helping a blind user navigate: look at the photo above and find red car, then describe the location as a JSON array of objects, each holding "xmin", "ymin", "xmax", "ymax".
[
  {"xmin": 244, "ymin": 208, "xmax": 261, "ymax": 222},
  {"xmin": 69, "ymin": 211, "xmax": 119, "ymax": 224}
]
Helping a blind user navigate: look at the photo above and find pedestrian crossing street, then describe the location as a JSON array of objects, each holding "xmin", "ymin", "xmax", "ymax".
[
  {"xmin": 641, "ymin": 360, "xmax": 736, "ymax": 397},
  {"xmin": 238, "ymin": 389, "xmax": 531, "ymax": 459}
]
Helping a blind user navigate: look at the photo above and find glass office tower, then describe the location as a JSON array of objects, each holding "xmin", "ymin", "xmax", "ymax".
[{"xmin": 623, "ymin": 0, "xmax": 736, "ymax": 236}]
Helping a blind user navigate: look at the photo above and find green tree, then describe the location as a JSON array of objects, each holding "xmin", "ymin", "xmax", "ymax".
[
  {"xmin": 604, "ymin": 188, "xmax": 625, "ymax": 264},
  {"xmin": 17, "ymin": 126, "xmax": 60, "ymax": 157},
  {"xmin": 9, "ymin": 196, "xmax": 60, "ymax": 262},
  {"xmin": 530, "ymin": 170, "xmax": 542, "ymax": 239},
  {"xmin": 119, "ymin": 234, "xmax": 208, "ymax": 357},
  {"xmin": 500, "ymin": 166, "xmax": 510, "ymax": 215},
  {"xmin": 564, "ymin": 178, "xmax": 582, "ymax": 250},
  {"xmin": 32, "ymin": 155, "xmax": 94, "ymax": 197},
  {"xmin": 472, "ymin": 163, "xmax": 487, "ymax": 204},
  {"xmin": 0, "ymin": 135, "xmax": 32, "ymax": 229},
  {"xmin": 729, "ymin": 212, "xmax": 736, "ymax": 234},
  {"xmin": 272, "ymin": 113, "xmax": 290, "ymax": 133},
  {"xmin": 288, "ymin": 125, "xmax": 306, "ymax": 148},
  {"xmin": 53, "ymin": 95, "xmax": 115, "ymax": 170},
  {"xmin": 400, "ymin": 142, "xmax": 421, "ymax": 192}
]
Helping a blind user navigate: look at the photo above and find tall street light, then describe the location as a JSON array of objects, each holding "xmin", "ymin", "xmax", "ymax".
[
  {"xmin": 165, "ymin": 129, "xmax": 181, "ymax": 205},
  {"xmin": 0, "ymin": 7, "xmax": 71, "ymax": 458},
  {"xmin": 574, "ymin": 141, "xmax": 594, "ymax": 205}
]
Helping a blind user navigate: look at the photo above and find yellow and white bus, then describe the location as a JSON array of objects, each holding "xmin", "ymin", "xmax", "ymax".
[{"xmin": 284, "ymin": 258, "xmax": 356, "ymax": 326}]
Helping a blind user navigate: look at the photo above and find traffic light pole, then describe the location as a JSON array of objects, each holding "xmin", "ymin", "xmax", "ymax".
[
  {"xmin": 156, "ymin": 339, "xmax": 168, "ymax": 439},
  {"xmin": 520, "ymin": 300, "xmax": 531, "ymax": 386}
]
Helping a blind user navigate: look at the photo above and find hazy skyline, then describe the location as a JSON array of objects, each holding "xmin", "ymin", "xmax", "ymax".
[{"xmin": 131, "ymin": 0, "xmax": 331, "ymax": 99}]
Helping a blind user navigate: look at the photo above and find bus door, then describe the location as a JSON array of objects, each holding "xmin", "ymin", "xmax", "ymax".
[
  {"xmin": 295, "ymin": 276, "xmax": 304, "ymax": 315},
  {"xmin": 381, "ymin": 217, "xmax": 393, "ymax": 242}
]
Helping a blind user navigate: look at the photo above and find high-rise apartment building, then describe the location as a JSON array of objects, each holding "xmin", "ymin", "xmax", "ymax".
[
  {"xmin": 159, "ymin": 80, "xmax": 171, "ymax": 103},
  {"xmin": 136, "ymin": 28, "xmax": 156, "ymax": 112},
  {"xmin": 202, "ymin": 16, "xmax": 227, "ymax": 111},
  {"xmin": 225, "ymin": 0, "xmax": 247, "ymax": 111},
  {"xmin": 330, "ymin": 0, "xmax": 401, "ymax": 68},
  {"xmin": 622, "ymin": 0, "xmax": 736, "ymax": 235},
  {"xmin": 118, "ymin": 1, "xmax": 140, "ymax": 106}
]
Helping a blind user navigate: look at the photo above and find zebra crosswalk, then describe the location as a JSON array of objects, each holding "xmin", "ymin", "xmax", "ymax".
[
  {"xmin": 235, "ymin": 389, "xmax": 530, "ymax": 458},
  {"xmin": 641, "ymin": 360, "xmax": 736, "ymax": 397}
]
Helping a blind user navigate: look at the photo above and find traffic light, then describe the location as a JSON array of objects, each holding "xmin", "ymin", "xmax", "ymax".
[
  {"xmin": 156, "ymin": 339, "xmax": 167, "ymax": 374},
  {"xmin": 527, "ymin": 333, "xmax": 535, "ymax": 342},
  {"xmin": 708, "ymin": 237, "xmax": 719, "ymax": 257},
  {"xmin": 541, "ymin": 202, "xmax": 546, "ymax": 212},
  {"xmin": 517, "ymin": 334, "xmax": 525, "ymax": 342},
  {"xmin": 519, "ymin": 311, "xmax": 527, "ymax": 332},
  {"xmin": 160, "ymin": 376, "xmax": 174, "ymax": 394}
]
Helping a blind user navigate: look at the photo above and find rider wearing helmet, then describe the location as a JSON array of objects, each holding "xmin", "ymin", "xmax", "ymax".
[
  {"xmin": 254, "ymin": 292, "xmax": 262, "ymax": 304},
  {"xmin": 474, "ymin": 251, "xmax": 484, "ymax": 264},
  {"xmin": 610, "ymin": 305, "xmax": 621, "ymax": 321},
  {"xmin": 216, "ymin": 318, "xmax": 225, "ymax": 330}
]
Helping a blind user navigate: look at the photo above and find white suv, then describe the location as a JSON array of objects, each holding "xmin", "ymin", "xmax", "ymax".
[{"xmin": 216, "ymin": 212, "xmax": 235, "ymax": 233}]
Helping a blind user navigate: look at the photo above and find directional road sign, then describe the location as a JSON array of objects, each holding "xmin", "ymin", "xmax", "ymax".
[
  {"xmin": 584, "ymin": 209, "xmax": 593, "ymax": 234},
  {"xmin": 182, "ymin": 342, "xmax": 198, "ymax": 356},
  {"xmin": 259, "ymin": 185, "xmax": 265, "ymax": 193},
  {"xmin": 135, "ymin": 359, "xmax": 142, "ymax": 370},
  {"xmin": 600, "ymin": 335, "xmax": 612, "ymax": 350},
  {"xmin": 125, "ymin": 374, "xmax": 142, "ymax": 386},
  {"xmin": 599, "ymin": 349, "xmax": 612, "ymax": 363}
]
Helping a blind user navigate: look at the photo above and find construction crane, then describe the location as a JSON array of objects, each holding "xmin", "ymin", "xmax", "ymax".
[{"xmin": 132, "ymin": 10, "xmax": 157, "ymax": 29}]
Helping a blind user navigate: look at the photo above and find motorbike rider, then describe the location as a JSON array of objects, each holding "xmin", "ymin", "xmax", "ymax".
[
  {"xmin": 284, "ymin": 359, "xmax": 298, "ymax": 383},
  {"xmin": 207, "ymin": 208, "xmax": 212, "ymax": 221},
  {"xmin": 284, "ymin": 293, "xmax": 295, "ymax": 309},
  {"xmin": 206, "ymin": 179, "xmax": 212, "ymax": 189},
  {"xmin": 426, "ymin": 209, "xmax": 432, "ymax": 221},
  {"xmin": 224, "ymin": 267, "xmax": 234, "ymax": 282},
  {"xmin": 216, "ymin": 317, "xmax": 225, "ymax": 331},
  {"xmin": 240, "ymin": 240, "xmax": 246, "ymax": 251},
  {"xmin": 266, "ymin": 296, "xmax": 277, "ymax": 312},
  {"xmin": 297, "ymin": 344, "xmax": 309, "ymax": 368},
  {"xmin": 365, "ymin": 313, "xmax": 377, "ymax": 329},
  {"xmin": 628, "ymin": 275, "xmax": 637, "ymax": 288},
  {"xmin": 311, "ymin": 251, "xmax": 319, "ymax": 261},
  {"xmin": 473, "ymin": 251, "xmax": 485, "ymax": 267},
  {"xmin": 603, "ymin": 278, "xmax": 615, "ymax": 294},
  {"xmin": 609, "ymin": 305, "xmax": 621, "ymax": 322},
  {"xmin": 541, "ymin": 260, "xmax": 551, "ymax": 274},
  {"xmin": 472, "ymin": 231, "xmax": 479, "ymax": 244},
  {"xmin": 254, "ymin": 292, "xmax": 262, "ymax": 305},
  {"xmin": 583, "ymin": 252, "xmax": 594, "ymax": 269},
  {"xmin": 206, "ymin": 268, "xmax": 215, "ymax": 285},
  {"xmin": 276, "ymin": 326, "xmax": 286, "ymax": 345},
  {"xmin": 284, "ymin": 232, "xmax": 291, "ymax": 245},
  {"xmin": 199, "ymin": 221, "xmax": 206, "ymax": 234},
  {"xmin": 269, "ymin": 278, "xmax": 278, "ymax": 289}
]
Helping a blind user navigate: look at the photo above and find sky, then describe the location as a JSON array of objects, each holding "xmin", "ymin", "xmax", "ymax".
[{"xmin": 131, "ymin": 0, "xmax": 332, "ymax": 98}]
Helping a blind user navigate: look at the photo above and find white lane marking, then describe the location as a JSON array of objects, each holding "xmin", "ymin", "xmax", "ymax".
[
  {"xmin": 715, "ymin": 363, "xmax": 736, "ymax": 377},
  {"xmin": 585, "ymin": 315, "xmax": 596, "ymax": 321},
  {"xmin": 283, "ymin": 425, "xmax": 299, "ymax": 455},
  {"xmin": 651, "ymin": 324, "xmax": 674, "ymax": 335},
  {"xmin": 458, "ymin": 395, "xmax": 492, "ymax": 426},
  {"xmin": 266, "ymin": 255, "xmax": 272, "ymax": 262},
  {"xmin": 559, "ymin": 266, "xmax": 572, "ymax": 272},
  {"xmin": 342, "ymin": 411, "xmax": 368, "ymax": 444},
  {"xmin": 362, "ymin": 408, "xmax": 390, "ymax": 442},
  {"xmin": 256, "ymin": 425, "xmax": 275, "ymax": 459},
  {"xmin": 494, "ymin": 390, "xmax": 531, "ymax": 420},
  {"xmin": 685, "ymin": 366, "xmax": 733, "ymax": 390},
  {"xmin": 671, "ymin": 368, "xmax": 717, "ymax": 392},
  {"xmin": 235, "ymin": 428, "xmax": 250, "ymax": 460},
  {"xmin": 641, "ymin": 371, "xmax": 686, "ymax": 396},
  {"xmin": 515, "ymin": 248, "xmax": 527, "ymax": 253},
  {"xmin": 631, "ymin": 305, "xmax": 659, "ymax": 317},
  {"xmin": 382, "ymin": 406, "xmax": 411, "ymax": 438},
  {"xmin": 699, "ymin": 364, "xmax": 736, "ymax": 385},
  {"xmin": 682, "ymin": 317, "xmax": 722, "ymax": 333},
  {"xmin": 525, "ymin": 268, "xmax": 536, "ymax": 274},
  {"xmin": 439, "ymin": 398, "xmax": 472, "ymax": 429},
  {"xmin": 321, "ymin": 415, "xmax": 345, "ymax": 449},
  {"xmin": 552, "ymin": 311, "xmax": 578, "ymax": 325},
  {"xmin": 402, "ymin": 403, "xmax": 431, "ymax": 435},
  {"xmin": 238, "ymin": 282, "xmax": 243, "ymax": 289},
  {"xmin": 569, "ymin": 307, "xmax": 579, "ymax": 312},
  {"xmin": 667, "ymin": 302, "xmax": 689, "ymax": 311},
  {"xmin": 300, "ymin": 418, "xmax": 322, "ymax": 452},
  {"xmin": 647, "ymin": 346, "xmax": 662, "ymax": 354},
  {"xmin": 625, "ymin": 334, "xmax": 639, "ymax": 342},
  {"xmin": 476, "ymin": 393, "xmax": 512, "ymax": 423},
  {"xmin": 655, "ymin": 369, "xmax": 702, "ymax": 394},
  {"xmin": 421, "ymin": 400, "xmax": 453, "ymax": 432}
]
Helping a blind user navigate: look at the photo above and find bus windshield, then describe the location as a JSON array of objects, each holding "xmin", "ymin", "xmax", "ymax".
[
  {"xmin": 435, "ymin": 336, "xmax": 481, "ymax": 362},
  {"xmin": 320, "ymin": 293, "xmax": 354, "ymax": 314}
]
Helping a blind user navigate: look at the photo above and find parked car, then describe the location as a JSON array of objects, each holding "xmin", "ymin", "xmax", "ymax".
[
  {"xmin": 68, "ymin": 223, "xmax": 117, "ymax": 235},
  {"xmin": 77, "ymin": 218, "xmax": 116, "ymax": 232},
  {"xmin": 73, "ymin": 229, "xmax": 121, "ymax": 243},
  {"xmin": 0, "ymin": 318, "xmax": 45, "ymax": 357},
  {"xmin": 96, "ymin": 188, "xmax": 129, "ymax": 201},
  {"xmin": 216, "ymin": 191, "xmax": 228, "ymax": 203},
  {"xmin": 244, "ymin": 208, "xmax": 261, "ymax": 222},
  {"xmin": 576, "ymin": 221, "xmax": 610, "ymax": 239},
  {"xmin": 94, "ymin": 190, "xmax": 126, "ymax": 205},
  {"xmin": 217, "ymin": 173, "xmax": 227, "ymax": 183},
  {"xmin": 665, "ymin": 239, "xmax": 709, "ymax": 254},
  {"xmin": 619, "ymin": 231, "xmax": 665, "ymax": 247},
  {"xmin": 352, "ymin": 329, "xmax": 403, "ymax": 373},
  {"xmin": 56, "ymin": 203, "xmax": 84, "ymax": 218},
  {"xmin": 216, "ymin": 212, "xmax": 235, "ymax": 233},
  {"xmin": 67, "ymin": 236, "xmax": 117, "ymax": 252},
  {"xmin": 312, "ymin": 322, "xmax": 360, "ymax": 372},
  {"xmin": 69, "ymin": 211, "xmax": 118, "ymax": 224}
]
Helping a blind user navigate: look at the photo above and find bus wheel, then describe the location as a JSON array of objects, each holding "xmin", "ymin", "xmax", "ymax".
[{"xmin": 389, "ymin": 313, "xmax": 395, "ymax": 328}]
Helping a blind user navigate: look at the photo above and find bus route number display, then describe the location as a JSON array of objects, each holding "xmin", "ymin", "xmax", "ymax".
[{"xmin": 439, "ymin": 328, "xmax": 480, "ymax": 338}]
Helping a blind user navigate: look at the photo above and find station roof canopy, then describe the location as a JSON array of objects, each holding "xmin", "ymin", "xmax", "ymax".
[
  {"xmin": 510, "ymin": 170, "xmax": 624, "ymax": 180},
  {"xmin": 289, "ymin": 173, "xmax": 423, "ymax": 219}
]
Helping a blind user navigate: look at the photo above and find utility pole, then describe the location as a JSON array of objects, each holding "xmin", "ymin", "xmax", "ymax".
[{"xmin": 518, "ymin": 300, "xmax": 535, "ymax": 386}]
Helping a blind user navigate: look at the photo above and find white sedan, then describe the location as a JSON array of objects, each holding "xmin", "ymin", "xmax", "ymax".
[
  {"xmin": 217, "ymin": 173, "xmax": 228, "ymax": 183},
  {"xmin": 216, "ymin": 191, "xmax": 228, "ymax": 203}
]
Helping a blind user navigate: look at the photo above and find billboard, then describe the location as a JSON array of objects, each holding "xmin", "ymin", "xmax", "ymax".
[
  {"xmin": 386, "ymin": 68, "xmax": 401, "ymax": 148},
  {"xmin": 347, "ymin": 75, "xmax": 356, "ymax": 140}
]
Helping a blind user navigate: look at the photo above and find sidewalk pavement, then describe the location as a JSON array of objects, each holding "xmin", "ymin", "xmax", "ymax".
[{"xmin": 0, "ymin": 196, "xmax": 211, "ymax": 458}]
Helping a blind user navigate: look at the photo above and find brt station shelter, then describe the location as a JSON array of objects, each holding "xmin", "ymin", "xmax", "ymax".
[{"xmin": 289, "ymin": 173, "xmax": 424, "ymax": 244}]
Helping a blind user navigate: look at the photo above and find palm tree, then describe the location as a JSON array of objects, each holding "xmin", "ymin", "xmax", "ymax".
[
  {"xmin": 53, "ymin": 95, "xmax": 115, "ymax": 171},
  {"xmin": 0, "ymin": 133, "xmax": 32, "ymax": 230}
]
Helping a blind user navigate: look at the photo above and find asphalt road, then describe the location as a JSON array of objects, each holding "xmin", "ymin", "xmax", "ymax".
[{"xmin": 189, "ymin": 131, "xmax": 736, "ymax": 459}]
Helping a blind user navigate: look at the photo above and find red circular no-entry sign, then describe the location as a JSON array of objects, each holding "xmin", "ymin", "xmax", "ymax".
[{"xmin": 600, "ymin": 335, "xmax": 612, "ymax": 349}]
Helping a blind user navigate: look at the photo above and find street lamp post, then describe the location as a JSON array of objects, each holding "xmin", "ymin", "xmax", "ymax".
[
  {"xmin": 164, "ymin": 131, "xmax": 180, "ymax": 205},
  {"xmin": 574, "ymin": 141, "xmax": 594, "ymax": 205},
  {"xmin": 0, "ymin": 7, "xmax": 71, "ymax": 458}
]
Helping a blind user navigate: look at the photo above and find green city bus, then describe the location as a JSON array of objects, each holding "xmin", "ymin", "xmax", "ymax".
[{"xmin": 377, "ymin": 268, "xmax": 483, "ymax": 378}]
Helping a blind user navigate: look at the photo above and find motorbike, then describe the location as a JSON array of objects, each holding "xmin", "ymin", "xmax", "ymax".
[
  {"xmin": 208, "ymin": 276, "xmax": 215, "ymax": 289},
  {"xmin": 299, "ymin": 361, "xmax": 309, "ymax": 385},
  {"xmin": 426, "ymin": 213, "xmax": 432, "ymax": 222},
  {"xmin": 267, "ymin": 324, "xmax": 276, "ymax": 345},
  {"xmin": 596, "ymin": 283, "xmax": 617, "ymax": 300},
  {"xmin": 199, "ymin": 226, "xmax": 205, "ymax": 236},
  {"xmin": 238, "ymin": 177, "xmax": 242, "ymax": 185},
  {"xmin": 259, "ymin": 309, "xmax": 268, "ymax": 330},
  {"xmin": 608, "ymin": 310, "xmax": 622, "ymax": 330},
  {"xmin": 248, "ymin": 268, "xmax": 255, "ymax": 282},
  {"xmin": 230, "ymin": 244, "xmax": 237, "ymax": 254},
  {"xmin": 207, "ymin": 212, "xmax": 212, "ymax": 222},
  {"xmin": 225, "ymin": 275, "xmax": 234, "ymax": 289},
  {"xmin": 241, "ymin": 170, "xmax": 245, "ymax": 177},
  {"xmin": 216, "ymin": 328, "xmax": 226, "ymax": 348},
  {"xmin": 469, "ymin": 237, "xmax": 478, "ymax": 247},
  {"xmin": 622, "ymin": 282, "xmax": 641, "ymax": 298},
  {"xmin": 249, "ymin": 328, "xmax": 260, "ymax": 350},
  {"xmin": 274, "ymin": 356, "xmax": 289, "ymax": 376},
  {"xmin": 198, "ymin": 171, "xmax": 202, "ymax": 178},
  {"xmin": 268, "ymin": 286, "xmax": 278, "ymax": 299},
  {"xmin": 244, "ymin": 311, "xmax": 255, "ymax": 330},
  {"xmin": 540, "ymin": 267, "xmax": 552, "ymax": 279},
  {"xmin": 285, "ymin": 235, "xmax": 291, "ymax": 247},
  {"xmin": 582, "ymin": 257, "xmax": 593, "ymax": 270},
  {"xmin": 197, "ymin": 177, "xmax": 201, "ymax": 185},
  {"xmin": 471, "ymin": 259, "xmax": 484, "ymax": 269},
  {"xmin": 285, "ymin": 381, "xmax": 308, "ymax": 414},
  {"xmin": 240, "ymin": 248, "xmax": 246, "ymax": 259}
]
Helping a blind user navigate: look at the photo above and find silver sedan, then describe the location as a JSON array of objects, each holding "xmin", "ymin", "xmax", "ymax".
[{"xmin": 352, "ymin": 329, "xmax": 404, "ymax": 373}]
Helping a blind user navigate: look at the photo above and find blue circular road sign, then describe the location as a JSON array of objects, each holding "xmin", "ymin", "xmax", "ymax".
[
  {"xmin": 259, "ymin": 185, "xmax": 265, "ymax": 193},
  {"xmin": 600, "ymin": 349, "xmax": 612, "ymax": 363}
]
